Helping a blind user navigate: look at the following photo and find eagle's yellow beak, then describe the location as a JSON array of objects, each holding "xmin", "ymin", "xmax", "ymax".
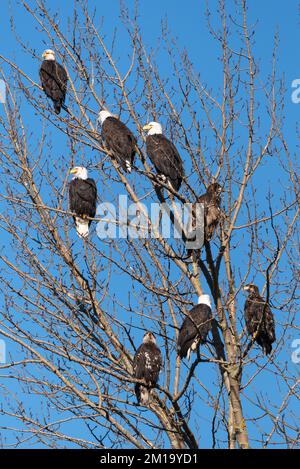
[
  {"xmin": 42, "ymin": 52, "xmax": 47, "ymax": 59},
  {"xmin": 70, "ymin": 168, "xmax": 77, "ymax": 174},
  {"xmin": 143, "ymin": 124, "xmax": 151, "ymax": 131},
  {"xmin": 243, "ymin": 285, "xmax": 250, "ymax": 291}
]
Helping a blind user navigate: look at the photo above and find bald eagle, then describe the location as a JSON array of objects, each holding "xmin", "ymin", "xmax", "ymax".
[
  {"xmin": 133, "ymin": 332, "xmax": 162, "ymax": 405},
  {"xmin": 244, "ymin": 284, "xmax": 276, "ymax": 355},
  {"xmin": 39, "ymin": 49, "xmax": 68, "ymax": 114},
  {"xmin": 98, "ymin": 110, "xmax": 137, "ymax": 173},
  {"xmin": 187, "ymin": 183, "xmax": 222, "ymax": 254},
  {"xmin": 177, "ymin": 295, "xmax": 213, "ymax": 360},
  {"xmin": 69, "ymin": 167, "xmax": 97, "ymax": 238},
  {"xmin": 143, "ymin": 122, "xmax": 184, "ymax": 191},
  {"xmin": 198, "ymin": 183, "xmax": 222, "ymax": 241}
]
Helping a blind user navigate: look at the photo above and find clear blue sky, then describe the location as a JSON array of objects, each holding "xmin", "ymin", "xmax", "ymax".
[{"xmin": 0, "ymin": 0, "xmax": 299, "ymax": 449}]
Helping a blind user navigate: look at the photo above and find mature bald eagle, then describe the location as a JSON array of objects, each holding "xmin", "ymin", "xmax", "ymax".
[
  {"xmin": 244, "ymin": 284, "xmax": 276, "ymax": 355},
  {"xmin": 177, "ymin": 295, "xmax": 213, "ymax": 360},
  {"xmin": 69, "ymin": 167, "xmax": 97, "ymax": 238},
  {"xmin": 133, "ymin": 332, "xmax": 162, "ymax": 405},
  {"xmin": 143, "ymin": 122, "xmax": 184, "ymax": 191},
  {"xmin": 98, "ymin": 110, "xmax": 137, "ymax": 173},
  {"xmin": 187, "ymin": 183, "xmax": 222, "ymax": 253},
  {"xmin": 39, "ymin": 49, "xmax": 68, "ymax": 114}
]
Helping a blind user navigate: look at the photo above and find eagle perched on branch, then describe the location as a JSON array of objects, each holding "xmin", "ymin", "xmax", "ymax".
[
  {"xmin": 143, "ymin": 121, "xmax": 184, "ymax": 192},
  {"xmin": 244, "ymin": 284, "xmax": 276, "ymax": 355},
  {"xmin": 98, "ymin": 110, "xmax": 137, "ymax": 173},
  {"xmin": 187, "ymin": 183, "xmax": 222, "ymax": 254},
  {"xmin": 39, "ymin": 49, "xmax": 68, "ymax": 114},
  {"xmin": 177, "ymin": 294, "xmax": 213, "ymax": 360},
  {"xmin": 198, "ymin": 183, "xmax": 222, "ymax": 242},
  {"xmin": 133, "ymin": 332, "xmax": 162, "ymax": 405},
  {"xmin": 69, "ymin": 166, "xmax": 97, "ymax": 238}
]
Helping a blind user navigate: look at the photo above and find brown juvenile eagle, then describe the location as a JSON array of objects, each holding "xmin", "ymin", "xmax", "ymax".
[
  {"xmin": 187, "ymin": 182, "xmax": 222, "ymax": 254},
  {"xmin": 133, "ymin": 332, "xmax": 162, "ymax": 405},
  {"xmin": 198, "ymin": 183, "xmax": 222, "ymax": 241},
  {"xmin": 244, "ymin": 284, "xmax": 276, "ymax": 355},
  {"xmin": 39, "ymin": 49, "xmax": 68, "ymax": 114},
  {"xmin": 98, "ymin": 110, "xmax": 137, "ymax": 173}
]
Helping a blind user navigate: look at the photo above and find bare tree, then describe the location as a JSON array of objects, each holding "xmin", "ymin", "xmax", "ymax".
[{"xmin": 0, "ymin": 0, "xmax": 299, "ymax": 449}]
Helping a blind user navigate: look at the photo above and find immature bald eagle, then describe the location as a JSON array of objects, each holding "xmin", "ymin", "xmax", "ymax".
[
  {"xmin": 177, "ymin": 294, "xmax": 213, "ymax": 360},
  {"xmin": 133, "ymin": 332, "xmax": 162, "ymax": 405},
  {"xmin": 143, "ymin": 122, "xmax": 184, "ymax": 191},
  {"xmin": 98, "ymin": 110, "xmax": 137, "ymax": 173},
  {"xmin": 244, "ymin": 284, "xmax": 276, "ymax": 355},
  {"xmin": 188, "ymin": 182, "xmax": 222, "ymax": 252},
  {"xmin": 199, "ymin": 183, "xmax": 222, "ymax": 241},
  {"xmin": 39, "ymin": 49, "xmax": 68, "ymax": 114},
  {"xmin": 69, "ymin": 167, "xmax": 97, "ymax": 238}
]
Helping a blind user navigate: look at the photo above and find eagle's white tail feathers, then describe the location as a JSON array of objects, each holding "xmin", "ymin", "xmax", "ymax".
[
  {"xmin": 139, "ymin": 386, "xmax": 150, "ymax": 405},
  {"xmin": 139, "ymin": 385, "xmax": 157, "ymax": 405},
  {"xmin": 125, "ymin": 160, "xmax": 132, "ymax": 173},
  {"xmin": 187, "ymin": 339, "xmax": 199, "ymax": 361},
  {"xmin": 75, "ymin": 217, "xmax": 89, "ymax": 238}
]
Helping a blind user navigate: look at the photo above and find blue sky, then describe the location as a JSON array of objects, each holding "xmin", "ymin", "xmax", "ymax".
[{"xmin": 0, "ymin": 0, "xmax": 299, "ymax": 449}]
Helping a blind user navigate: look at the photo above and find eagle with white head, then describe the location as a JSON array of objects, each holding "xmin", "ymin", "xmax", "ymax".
[
  {"xmin": 69, "ymin": 166, "xmax": 97, "ymax": 238},
  {"xmin": 143, "ymin": 121, "xmax": 184, "ymax": 192},
  {"xmin": 39, "ymin": 49, "xmax": 68, "ymax": 114},
  {"xmin": 177, "ymin": 294, "xmax": 213, "ymax": 360},
  {"xmin": 98, "ymin": 110, "xmax": 137, "ymax": 173}
]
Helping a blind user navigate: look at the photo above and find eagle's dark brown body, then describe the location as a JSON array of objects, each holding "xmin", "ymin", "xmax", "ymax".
[
  {"xmin": 146, "ymin": 134, "xmax": 184, "ymax": 191},
  {"xmin": 39, "ymin": 60, "xmax": 68, "ymax": 114},
  {"xmin": 69, "ymin": 178, "xmax": 97, "ymax": 222},
  {"xmin": 197, "ymin": 183, "xmax": 222, "ymax": 241},
  {"xmin": 244, "ymin": 284, "xmax": 276, "ymax": 355},
  {"xmin": 101, "ymin": 116, "xmax": 137, "ymax": 172},
  {"xmin": 133, "ymin": 332, "xmax": 162, "ymax": 405},
  {"xmin": 69, "ymin": 176, "xmax": 97, "ymax": 238},
  {"xmin": 177, "ymin": 303, "xmax": 212, "ymax": 359},
  {"xmin": 187, "ymin": 183, "xmax": 222, "ymax": 253}
]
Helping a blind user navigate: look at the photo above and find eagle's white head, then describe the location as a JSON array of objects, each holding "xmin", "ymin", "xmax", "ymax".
[
  {"xmin": 244, "ymin": 284, "xmax": 259, "ymax": 295},
  {"xmin": 42, "ymin": 49, "xmax": 56, "ymax": 61},
  {"xmin": 98, "ymin": 110, "xmax": 113, "ymax": 125},
  {"xmin": 70, "ymin": 166, "xmax": 88, "ymax": 180},
  {"xmin": 198, "ymin": 294, "xmax": 211, "ymax": 308},
  {"xmin": 143, "ymin": 331, "xmax": 156, "ymax": 345},
  {"xmin": 143, "ymin": 121, "xmax": 163, "ymax": 136}
]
